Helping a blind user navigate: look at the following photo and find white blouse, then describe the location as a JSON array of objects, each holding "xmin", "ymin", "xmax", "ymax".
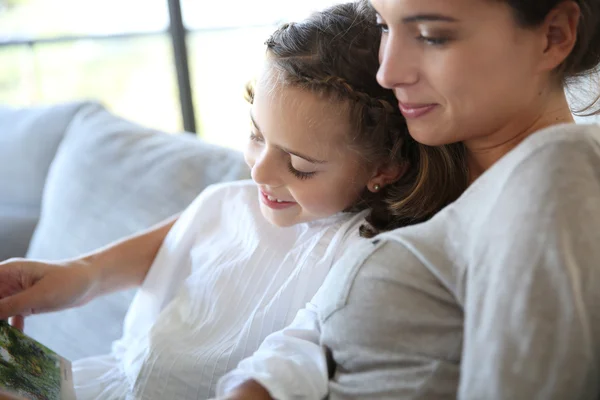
[{"xmin": 72, "ymin": 180, "xmax": 368, "ymax": 400}]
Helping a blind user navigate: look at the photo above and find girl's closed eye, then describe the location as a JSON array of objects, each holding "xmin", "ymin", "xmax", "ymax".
[
  {"xmin": 288, "ymin": 156, "xmax": 317, "ymax": 180},
  {"xmin": 249, "ymin": 132, "xmax": 264, "ymax": 143},
  {"xmin": 288, "ymin": 163, "xmax": 317, "ymax": 180}
]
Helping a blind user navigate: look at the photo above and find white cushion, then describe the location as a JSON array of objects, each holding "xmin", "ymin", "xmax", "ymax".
[{"xmin": 0, "ymin": 102, "xmax": 93, "ymax": 260}]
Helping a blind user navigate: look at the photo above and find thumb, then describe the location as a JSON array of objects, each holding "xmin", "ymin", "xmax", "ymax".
[{"xmin": 9, "ymin": 315, "xmax": 25, "ymax": 332}]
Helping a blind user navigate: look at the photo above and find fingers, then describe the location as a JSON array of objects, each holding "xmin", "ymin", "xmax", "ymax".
[
  {"xmin": 9, "ymin": 315, "xmax": 24, "ymax": 332},
  {"xmin": 0, "ymin": 390, "xmax": 28, "ymax": 400},
  {"xmin": 0, "ymin": 292, "xmax": 34, "ymax": 321}
]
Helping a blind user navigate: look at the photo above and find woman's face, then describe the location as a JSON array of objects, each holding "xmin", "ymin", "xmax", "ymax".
[{"xmin": 372, "ymin": 0, "xmax": 550, "ymax": 148}]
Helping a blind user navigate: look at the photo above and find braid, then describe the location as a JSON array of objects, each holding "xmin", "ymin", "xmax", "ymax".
[{"xmin": 289, "ymin": 74, "xmax": 397, "ymax": 116}]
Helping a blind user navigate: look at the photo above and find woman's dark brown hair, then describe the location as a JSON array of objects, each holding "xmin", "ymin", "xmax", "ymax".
[
  {"xmin": 247, "ymin": 0, "xmax": 468, "ymax": 237},
  {"xmin": 503, "ymin": 0, "xmax": 600, "ymax": 115}
]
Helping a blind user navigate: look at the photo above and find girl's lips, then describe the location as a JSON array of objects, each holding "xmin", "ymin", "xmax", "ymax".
[
  {"xmin": 398, "ymin": 102, "xmax": 438, "ymax": 119},
  {"xmin": 260, "ymin": 191, "xmax": 297, "ymax": 210}
]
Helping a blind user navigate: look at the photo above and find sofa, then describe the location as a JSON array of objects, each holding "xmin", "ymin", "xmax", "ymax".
[{"xmin": 0, "ymin": 101, "xmax": 250, "ymax": 361}]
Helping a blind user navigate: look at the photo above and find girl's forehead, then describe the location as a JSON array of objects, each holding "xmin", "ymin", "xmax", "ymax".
[{"xmin": 253, "ymin": 78, "xmax": 357, "ymax": 156}]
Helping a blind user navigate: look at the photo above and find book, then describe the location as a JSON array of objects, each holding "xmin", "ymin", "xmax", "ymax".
[{"xmin": 0, "ymin": 320, "xmax": 75, "ymax": 400}]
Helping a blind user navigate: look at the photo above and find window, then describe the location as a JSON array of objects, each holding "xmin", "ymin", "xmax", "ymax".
[{"xmin": 0, "ymin": 0, "xmax": 342, "ymax": 148}]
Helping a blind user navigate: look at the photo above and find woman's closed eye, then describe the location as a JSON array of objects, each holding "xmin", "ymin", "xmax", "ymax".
[
  {"xmin": 376, "ymin": 23, "xmax": 389, "ymax": 34},
  {"xmin": 417, "ymin": 35, "xmax": 451, "ymax": 46}
]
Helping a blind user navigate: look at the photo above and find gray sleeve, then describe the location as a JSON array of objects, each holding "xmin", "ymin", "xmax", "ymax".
[
  {"xmin": 459, "ymin": 139, "xmax": 600, "ymax": 399},
  {"xmin": 317, "ymin": 240, "xmax": 463, "ymax": 400}
]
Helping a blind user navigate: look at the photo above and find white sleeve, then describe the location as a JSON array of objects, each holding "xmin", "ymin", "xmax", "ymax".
[{"xmin": 216, "ymin": 302, "xmax": 328, "ymax": 400}]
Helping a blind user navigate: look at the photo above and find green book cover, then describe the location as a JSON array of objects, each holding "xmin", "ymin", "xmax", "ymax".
[{"xmin": 0, "ymin": 321, "xmax": 75, "ymax": 400}]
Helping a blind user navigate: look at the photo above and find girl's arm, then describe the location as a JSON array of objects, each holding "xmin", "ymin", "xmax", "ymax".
[
  {"xmin": 216, "ymin": 302, "xmax": 329, "ymax": 400},
  {"xmin": 0, "ymin": 215, "xmax": 178, "ymax": 320},
  {"xmin": 219, "ymin": 380, "xmax": 273, "ymax": 400},
  {"xmin": 84, "ymin": 214, "xmax": 179, "ymax": 296}
]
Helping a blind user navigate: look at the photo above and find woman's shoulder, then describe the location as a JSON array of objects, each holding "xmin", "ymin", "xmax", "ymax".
[
  {"xmin": 515, "ymin": 123, "xmax": 600, "ymax": 162},
  {"xmin": 458, "ymin": 123, "xmax": 600, "ymax": 227},
  {"xmin": 515, "ymin": 123, "xmax": 600, "ymax": 179},
  {"xmin": 472, "ymin": 123, "xmax": 600, "ymax": 194}
]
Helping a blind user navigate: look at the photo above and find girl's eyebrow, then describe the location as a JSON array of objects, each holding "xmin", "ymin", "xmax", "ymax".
[{"xmin": 250, "ymin": 112, "xmax": 327, "ymax": 164}]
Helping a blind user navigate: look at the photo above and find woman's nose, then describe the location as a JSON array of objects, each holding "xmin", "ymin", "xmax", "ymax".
[{"xmin": 377, "ymin": 34, "xmax": 419, "ymax": 89}]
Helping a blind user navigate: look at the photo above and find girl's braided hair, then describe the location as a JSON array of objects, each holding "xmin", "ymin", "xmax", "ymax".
[{"xmin": 249, "ymin": 0, "xmax": 468, "ymax": 237}]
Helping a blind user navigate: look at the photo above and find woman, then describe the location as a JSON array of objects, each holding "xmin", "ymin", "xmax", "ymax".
[{"xmin": 220, "ymin": 0, "xmax": 600, "ymax": 398}]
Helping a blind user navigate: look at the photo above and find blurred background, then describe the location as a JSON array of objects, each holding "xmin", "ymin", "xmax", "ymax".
[
  {"xmin": 2, "ymin": 0, "xmax": 597, "ymax": 152},
  {"xmin": 0, "ymin": 0, "xmax": 342, "ymax": 150}
]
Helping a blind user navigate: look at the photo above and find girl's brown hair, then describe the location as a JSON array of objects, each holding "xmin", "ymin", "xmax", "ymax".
[{"xmin": 249, "ymin": 0, "xmax": 468, "ymax": 237}]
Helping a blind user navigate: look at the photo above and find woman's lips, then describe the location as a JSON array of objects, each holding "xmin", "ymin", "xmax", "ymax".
[
  {"xmin": 260, "ymin": 191, "xmax": 297, "ymax": 210},
  {"xmin": 398, "ymin": 102, "xmax": 438, "ymax": 119}
]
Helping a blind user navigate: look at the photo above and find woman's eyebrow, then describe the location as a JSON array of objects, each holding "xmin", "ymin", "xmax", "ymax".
[
  {"xmin": 402, "ymin": 14, "xmax": 459, "ymax": 23},
  {"xmin": 249, "ymin": 112, "xmax": 327, "ymax": 164}
]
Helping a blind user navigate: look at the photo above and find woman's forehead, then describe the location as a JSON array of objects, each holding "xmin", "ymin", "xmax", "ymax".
[{"xmin": 372, "ymin": 0, "xmax": 494, "ymax": 19}]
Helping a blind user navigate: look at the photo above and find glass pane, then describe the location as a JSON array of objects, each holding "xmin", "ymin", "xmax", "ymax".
[
  {"xmin": 0, "ymin": 35, "xmax": 181, "ymax": 133},
  {"xmin": 182, "ymin": 0, "xmax": 344, "ymax": 30},
  {"xmin": 0, "ymin": 0, "xmax": 168, "ymax": 40},
  {"xmin": 0, "ymin": 45, "xmax": 35, "ymax": 104},
  {"xmin": 189, "ymin": 26, "xmax": 274, "ymax": 150}
]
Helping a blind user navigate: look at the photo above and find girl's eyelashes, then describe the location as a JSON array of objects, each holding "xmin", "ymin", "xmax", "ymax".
[
  {"xmin": 249, "ymin": 130, "xmax": 318, "ymax": 180},
  {"xmin": 249, "ymin": 132, "xmax": 263, "ymax": 142},
  {"xmin": 287, "ymin": 163, "xmax": 317, "ymax": 180}
]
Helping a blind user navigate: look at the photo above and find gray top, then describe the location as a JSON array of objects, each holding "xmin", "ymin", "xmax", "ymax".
[{"xmin": 314, "ymin": 123, "xmax": 600, "ymax": 399}]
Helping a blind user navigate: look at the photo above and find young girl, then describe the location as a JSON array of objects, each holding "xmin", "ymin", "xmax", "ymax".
[{"xmin": 0, "ymin": 1, "xmax": 466, "ymax": 399}]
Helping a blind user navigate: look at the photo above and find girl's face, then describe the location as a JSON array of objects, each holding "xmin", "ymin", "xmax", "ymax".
[
  {"xmin": 372, "ymin": 0, "xmax": 554, "ymax": 149},
  {"xmin": 245, "ymin": 64, "xmax": 377, "ymax": 227}
]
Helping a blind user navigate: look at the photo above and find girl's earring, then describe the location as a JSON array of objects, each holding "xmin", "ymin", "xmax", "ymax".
[{"xmin": 373, "ymin": 184, "xmax": 381, "ymax": 192}]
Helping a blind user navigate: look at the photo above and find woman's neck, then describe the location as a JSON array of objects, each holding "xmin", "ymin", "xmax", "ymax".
[{"xmin": 465, "ymin": 91, "xmax": 575, "ymax": 182}]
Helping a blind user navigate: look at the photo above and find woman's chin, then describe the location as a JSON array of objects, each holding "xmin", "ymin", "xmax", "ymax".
[{"xmin": 407, "ymin": 122, "xmax": 455, "ymax": 147}]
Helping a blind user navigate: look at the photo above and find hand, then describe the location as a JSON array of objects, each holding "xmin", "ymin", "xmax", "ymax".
[
  {"xmin": 219, "ymin": 380, "xmax": 274, "ymax": 400},
  {"xmin": 0, "ymin": 258, "xmax": 98, "ymax": 328}
]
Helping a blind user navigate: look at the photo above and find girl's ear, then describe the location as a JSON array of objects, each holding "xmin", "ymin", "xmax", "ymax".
[{"xmin": 367, "ymin": 161, "xmax": 408, "ymax": 193}]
